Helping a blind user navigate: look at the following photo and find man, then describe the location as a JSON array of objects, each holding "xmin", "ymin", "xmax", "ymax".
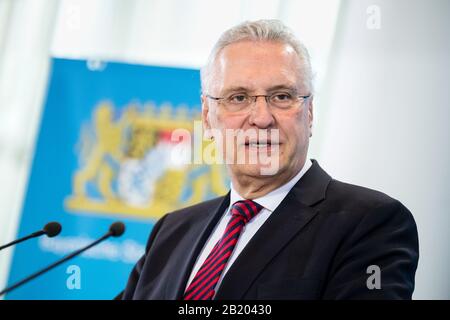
[{"xmin": 120, "ymin": 19, "xmax": 418, "ymax": 300}]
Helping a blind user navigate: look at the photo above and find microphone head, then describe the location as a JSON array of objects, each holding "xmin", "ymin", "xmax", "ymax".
[
  {"xmin": 109, "ymin": 222, "xmax": 125, "ymax": 237},
  {"xmin": 43, "ymin": 222, "xmax": 62, "ymax": 237}
]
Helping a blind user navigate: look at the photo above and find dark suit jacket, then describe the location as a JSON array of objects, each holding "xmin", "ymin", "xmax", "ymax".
[{"xmin": 120, "ymin": 160, "xmax": 419, "ymax": 300}]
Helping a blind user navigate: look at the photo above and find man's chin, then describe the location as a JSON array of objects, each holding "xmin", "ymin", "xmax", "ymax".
[{"xmin": 229, "ymin": 163, "xmax": 282, "ymax": 177}]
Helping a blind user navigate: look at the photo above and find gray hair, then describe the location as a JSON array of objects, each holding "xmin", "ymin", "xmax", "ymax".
[{"xmin": 200, "ymin": 19, "xmax": 314, "ymax": 94}]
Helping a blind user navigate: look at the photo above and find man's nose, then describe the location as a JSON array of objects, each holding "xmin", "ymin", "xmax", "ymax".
[{"xmin": 248, "ymin": 96, "xmax": 275, "ymax": 128}]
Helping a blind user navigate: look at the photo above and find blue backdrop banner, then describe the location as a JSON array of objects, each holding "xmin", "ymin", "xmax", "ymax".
[{"xmin": 6, "ymin": 58, "xmax": 228, "ymax": 299}]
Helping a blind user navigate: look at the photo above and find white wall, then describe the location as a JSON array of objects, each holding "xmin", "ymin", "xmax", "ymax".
[
  {"xmin": 316, "ymin": 0, "xmax": 450, "ymax": 299},
  {"xmin": 0, "ymin": 0, "xmax": 59, "ymax": 298}
]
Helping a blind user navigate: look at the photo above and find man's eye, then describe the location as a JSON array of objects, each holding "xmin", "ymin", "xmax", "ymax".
[
  {"xmin": 229, "ymin": 94, "xmax": 248, "ymax": 103},
  {"xmin": 272, "ymin": 93, "xmax": 292, "ymax": 101}
]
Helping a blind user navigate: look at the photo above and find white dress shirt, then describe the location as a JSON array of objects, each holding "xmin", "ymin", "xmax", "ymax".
[{"xmin": 185, "ymin": 159, "xmax": 313, "ymax": 293}]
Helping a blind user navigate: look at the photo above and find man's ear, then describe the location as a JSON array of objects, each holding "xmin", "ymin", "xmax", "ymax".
[
  {"xmin": 201, "ymin": 95, "xmax": 212, "ymax": 139},
  {"xmin": 308, "ymin": 96, "xmax": 314, "ymax": 137}
]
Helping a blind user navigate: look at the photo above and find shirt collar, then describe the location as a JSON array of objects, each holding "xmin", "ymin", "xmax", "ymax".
[{"xmin": 229, "ymin": 159, "xmax": 313, "ymax": 212}]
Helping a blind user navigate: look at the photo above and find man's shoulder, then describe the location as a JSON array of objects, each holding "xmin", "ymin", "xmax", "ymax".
[
  {"xmin": 319, "ymin": 178, "xmax": 417, "ymax": 239},
  {"xmin": 325, "ymin": 178, "xmax": 408, "ymax": 215}
]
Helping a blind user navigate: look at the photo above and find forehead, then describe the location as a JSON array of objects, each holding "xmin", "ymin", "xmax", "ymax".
[{"xmin": 211, "ymin": 40, "xmax": 303, "ymax": 93}]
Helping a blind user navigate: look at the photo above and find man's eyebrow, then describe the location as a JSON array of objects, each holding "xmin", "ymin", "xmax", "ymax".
[
  {"xmin": 265, "ymin": 84, "xmax": 298, "ymax": 92},
  {"xmin": 220, "ymin": 84, "xmax": 298, "ymax": 95},
  {"xmin": 220, "ymin": 86, "xmax": 251, "ymax": 96}
]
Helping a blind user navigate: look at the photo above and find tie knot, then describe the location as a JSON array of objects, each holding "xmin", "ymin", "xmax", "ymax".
[{"xmin": 230, "ymin": 200, "xmax": 263, "ymax": 224}]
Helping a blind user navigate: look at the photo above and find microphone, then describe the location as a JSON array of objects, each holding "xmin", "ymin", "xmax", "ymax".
[
  {"xmin": 0, "ymin": 221, "xmax": 125, "ymax": 296},
  {"xmin": 0, "ymin": 222, "xmax": 62, "ymax": 251}
]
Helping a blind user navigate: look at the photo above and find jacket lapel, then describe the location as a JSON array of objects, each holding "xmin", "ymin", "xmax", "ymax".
[
  {"xmin": 214, "ymin": 160, "xmax": 331, "ymax": 299},
  {"xmin": 165, "ymin": 193, "xmax": 231, "ymax": 299}
]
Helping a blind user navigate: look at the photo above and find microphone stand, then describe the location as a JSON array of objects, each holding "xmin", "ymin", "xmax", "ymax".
[{"xmin": 0, "ymin": 233, "xmax": 111, "ymax": 296}]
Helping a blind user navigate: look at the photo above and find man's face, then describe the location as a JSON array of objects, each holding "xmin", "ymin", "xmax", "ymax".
[{"xmin": 202, "ymin": 40, "xmax": 313, "ymax": 181}]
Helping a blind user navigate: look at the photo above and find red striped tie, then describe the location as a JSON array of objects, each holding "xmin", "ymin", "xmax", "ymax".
[{"xmin": 183, "ymin": 200, "xmax": 263, "ymax": 300}]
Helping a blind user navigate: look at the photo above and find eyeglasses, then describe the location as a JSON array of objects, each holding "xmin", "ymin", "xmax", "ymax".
[{"xmin": 205, "ymin": 91, "xmax": 311, "ymax": 112}]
